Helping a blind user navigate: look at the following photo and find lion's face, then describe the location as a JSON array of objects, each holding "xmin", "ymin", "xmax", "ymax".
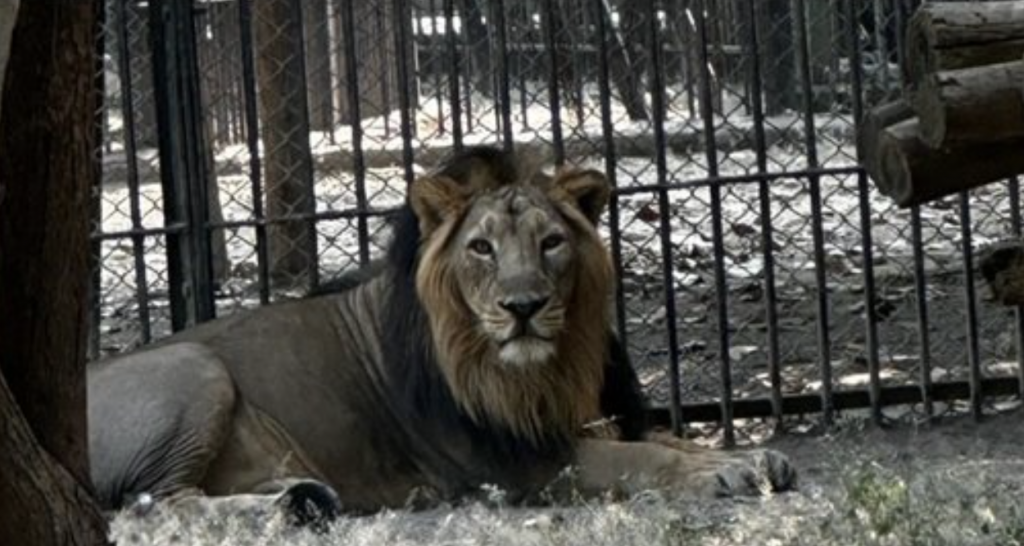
[
  {"xmin": 449, "ymin": 185, "xmax": 576, "ymax": 367},
  {"xmin": 407, "ymin": 158, "xmax": 614, "ymax": 440}
]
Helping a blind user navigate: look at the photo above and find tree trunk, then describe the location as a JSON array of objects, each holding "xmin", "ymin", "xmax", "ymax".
[
  {"xmin": 460, "ymin": 0, "xmax": 493, "ymax": 96},
  {"xmin": 0, "ymin": 380, "xmax": 107, "ymax": 544},
  {"xmin": 303, "ymin": 0, "xmax": 333, "ymax": 132},
  {"xmin": 0, "ymin": 1, "xmax": 108, "ymax": 544},
  {"xmin": 758, "ymin": 0, "xmax": 797, "ymax": 115},
  {"xmin": 254, "ymin": 0, "xmax": 317, "ymax": 288},
  {"xmin": 330, "ymin": 0, "xmax": 408, "ymax": 127},
  {"xmin": 0, "ymin": 0, "xmax": 16, "ymax": 111},
  {"xmin": 603, "ymin": 0, "xmax": 648, "ymax": 121}
]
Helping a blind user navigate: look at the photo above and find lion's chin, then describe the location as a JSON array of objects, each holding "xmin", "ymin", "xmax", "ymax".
[{"xmin": 497, "ymin": 337, "xmax": 556, "ymax": 368}]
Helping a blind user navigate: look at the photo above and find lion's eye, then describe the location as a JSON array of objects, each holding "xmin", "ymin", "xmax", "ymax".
[
  {"xmin": 468, "ymin": 239, "xmax": 494, "ymax": 256},
  {"xmin": 541, "ymin": 234, "xmax": 565, "ymax": 252}
]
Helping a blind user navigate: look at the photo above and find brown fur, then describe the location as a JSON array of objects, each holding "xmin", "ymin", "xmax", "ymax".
[
  {"xmin": 412, "ymin": 168, "xmax": 613, "ymax": 444},
  {"xmin": 88, "ymin": 147, "xmax": 797, "ymax": 516}
]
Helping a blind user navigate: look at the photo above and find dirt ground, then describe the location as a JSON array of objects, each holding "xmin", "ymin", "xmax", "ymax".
[{"xmin": 110, "ymin": 406, "xmax": 1024, "ymax": 546}]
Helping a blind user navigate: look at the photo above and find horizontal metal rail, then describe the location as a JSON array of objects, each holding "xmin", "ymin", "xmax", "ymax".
[{"xmin": 648, "ymin": 377, "xmax": 1023, "ymax": 426}]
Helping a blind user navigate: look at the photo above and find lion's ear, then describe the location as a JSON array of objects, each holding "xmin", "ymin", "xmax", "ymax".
[
  {"xmin": 408, "ymin": 175, "xmax": 469, "ymax": 236},
  {"xmin": 552, "ymin": 169, "xmax": 610, "ymax": 225}
]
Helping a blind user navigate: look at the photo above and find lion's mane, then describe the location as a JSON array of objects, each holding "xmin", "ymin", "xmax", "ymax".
[{"xmin": 378, "ymin": 147, "xmax": 643, "ymax": 488}]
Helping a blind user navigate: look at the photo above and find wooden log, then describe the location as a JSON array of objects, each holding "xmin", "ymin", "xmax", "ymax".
[
  {"xmin": 857, "ymin": 99, "xmax": 915, "ymax": 184},
  {"xmin": 861, "ymin": 115, "xmax": 1024, "ymax": 207},
  {"xmin": 980, "ymin": 240, "xmax": 1024, "ymax": 306},
  {"xmin": 903, "ymin": 1, "xmax": 1024, "ymax": 98},
  {"xmin": 914, "ymin": 59, "xmax": 1024, "ymax": 148}
]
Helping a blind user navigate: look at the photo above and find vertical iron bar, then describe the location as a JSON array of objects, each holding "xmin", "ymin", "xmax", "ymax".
[
  {"xmin": 426, "ymin": 0, "xmax": 445, "ymax": 137},
  {"xmin": 444, "ymin": 0, "xmax": 463, "ymax": 149},
  {"xmin": 843, "ymin": 0, "xmax": 882, "ymax": 423},
  {"xmin": 516, "ymin": 4, "xmax": 530, "ymax": 132},
  {"xmin": 796, "ymin": 0, "xmax": 833, "ymax": 425},
  {"xmin": 176, "ymin": 0, "xmax": 217, "ymax": 319},
  {"xmin": 959, "ymin": 192, "xmax": 983, "ymax": 420},
  {"xmin": 594, "ymin": 0, "xmax": 628, "ymax": 344},
  {"xmin": 541, "ymin": 0, "xmax": 564, "ymax": 164},
  {"xmin": 238, "ymin": 0, "xmax": 270, "ymax": 305},
  {"xmin": 744, "ymin": 0, "xmax": 782, "ymax": 428},
  {"xmin": 461, "ymin": 3, "xmax": 473, "ymax": 134},
  {"xmin": 378, "ymin": 7, "xmax": 392, "ymax": 139},
  {"xmin": 695, "ymin": 0, "xmax": 733, "ymax": 445},
  {"xmin": 911, "ymin": 205, "xmax": 934, "ymax": 417},
  {"xmin": 393, "ymin": 0, "xmax": 416, "ymax": 184},
  {"xmin": 1008, "ymin": 177, "xmax": 1024, "ymax": 399},
  {"xmin": 491, "ymin": 0, "xmax": 513, "ymax": 148},
  {"xmin": 149, "ymin": 0, "xmax": 213, "ymax": 329},
  {"xmin": 652, "ymin": 0, "xmax": 680, "ymax": 437},
  {"xmin": 340, "ymin": 0, "xmax": 371, "ymax": 266},
  {"xmin": 148, "ymin": 0, "xmax": 188, "ymax": 330},
  {"xmin": 115, "ymin": 0, "xmax": 153, "ymax": 343},
  {"xmin": 425, "ymin": 7, "xmax": 441, "ymax": 135}
]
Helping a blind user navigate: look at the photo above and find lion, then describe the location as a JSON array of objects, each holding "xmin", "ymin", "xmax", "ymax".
[{"xmin": 88, "ymin": 146, "xmax": 795, "ymax": 524}]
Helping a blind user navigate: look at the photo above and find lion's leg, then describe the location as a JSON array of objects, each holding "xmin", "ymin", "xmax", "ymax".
[
  {"xmin": 124, "ymin": 479, "xmax": 341, "ymax": 533},
  {"xmin": 573, "ymin": 439, "xmax": 796, "ymax": 498},
  {"xmin": 201, "ymin": 401, "xmax": 325, "ymax": 495},
  {"xmin": 88, "ymin": 342, "xmax": 238, "ymax": 509}
]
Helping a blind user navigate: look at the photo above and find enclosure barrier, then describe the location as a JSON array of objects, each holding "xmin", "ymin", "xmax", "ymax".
[{"xmin": 93, "ymin": 0, "xmax": 1024, "ymax": 445}]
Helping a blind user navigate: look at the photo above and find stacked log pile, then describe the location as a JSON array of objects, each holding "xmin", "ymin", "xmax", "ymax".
[{"xmin": 857, "ymin": 1, "xmax": 1024, "ymax": 208}]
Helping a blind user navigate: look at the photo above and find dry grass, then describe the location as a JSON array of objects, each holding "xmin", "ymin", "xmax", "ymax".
[{"xmin": 110, "ymin": 411, "xmax": 1024, "ymax": 546}]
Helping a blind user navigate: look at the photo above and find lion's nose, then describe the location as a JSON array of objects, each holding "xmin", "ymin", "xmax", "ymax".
[{"xmin": 499, "ymin": 296, "xmax": 549, "ymax": 321}]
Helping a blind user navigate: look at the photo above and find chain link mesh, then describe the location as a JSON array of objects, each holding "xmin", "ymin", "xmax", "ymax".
[{"xmin": 93, "ymin": 0, "xmax": 1022, "ymax": 416}]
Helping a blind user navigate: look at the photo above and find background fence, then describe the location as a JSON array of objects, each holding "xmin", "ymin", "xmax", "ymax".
[{"xmin": 93, "ymin": 0, "xmax": 1024, "ymax": 444}]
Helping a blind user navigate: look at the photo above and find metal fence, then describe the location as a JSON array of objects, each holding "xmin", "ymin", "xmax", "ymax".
[{"xmin": 93, "ymin": 0, "xmax": 1024, "ymax": 444}]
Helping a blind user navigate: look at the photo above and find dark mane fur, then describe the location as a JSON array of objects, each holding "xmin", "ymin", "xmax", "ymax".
[{"xmin": 376, "ymin": 146, "xmax": 648, "ymax": 495}]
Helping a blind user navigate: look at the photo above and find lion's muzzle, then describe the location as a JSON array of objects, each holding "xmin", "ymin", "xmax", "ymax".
[{"xmin": 499, "ymin": 295, "xmax": 549, "ymax": 322}]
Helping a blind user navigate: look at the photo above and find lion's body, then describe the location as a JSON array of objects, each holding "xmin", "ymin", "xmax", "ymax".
[
  {"xmin": 89, "ymin": 276, "xmax": 569, "ymax": 511},
  {"xmin": 88, "ymin": 147, "xmax": 794, "ymax": 519}
]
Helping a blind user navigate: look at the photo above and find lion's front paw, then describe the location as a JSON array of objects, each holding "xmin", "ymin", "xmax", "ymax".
[{"xmin": 707, "ymin": 449, "xmax": 797, "ymax": 497}]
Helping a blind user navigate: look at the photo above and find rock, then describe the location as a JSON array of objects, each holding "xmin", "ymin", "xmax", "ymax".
[{"xmin": 979, "ymin": 240, "xmax": 1024, "ymax": 306}]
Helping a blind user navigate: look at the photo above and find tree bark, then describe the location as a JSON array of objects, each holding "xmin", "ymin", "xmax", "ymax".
[
  {"xmin": 903, "ymin": 1, "xmax": 1024, "ymax": 99},
  {"xmin": 0, "ymin": 0, "xmax": 16, "ymax": 114},
  {"xmin": 913, "ymin": 59, "xmax": 1024, "ymax": 148},
  {"xmin": 0, "ymin": 1, "xmax": 108, "ymax": 544},
  {"xmin": 254, "ymin": 0, "xmax": 317, "ymax": 288},
  {"xmin": 0, "ymin": 379, "xmax": 107, "ymax": 544}
]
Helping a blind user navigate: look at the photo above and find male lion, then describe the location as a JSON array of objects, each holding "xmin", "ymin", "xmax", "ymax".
[{"xmin": 89, "ymin": 146, "xmax": 795, "ymax": 523}]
